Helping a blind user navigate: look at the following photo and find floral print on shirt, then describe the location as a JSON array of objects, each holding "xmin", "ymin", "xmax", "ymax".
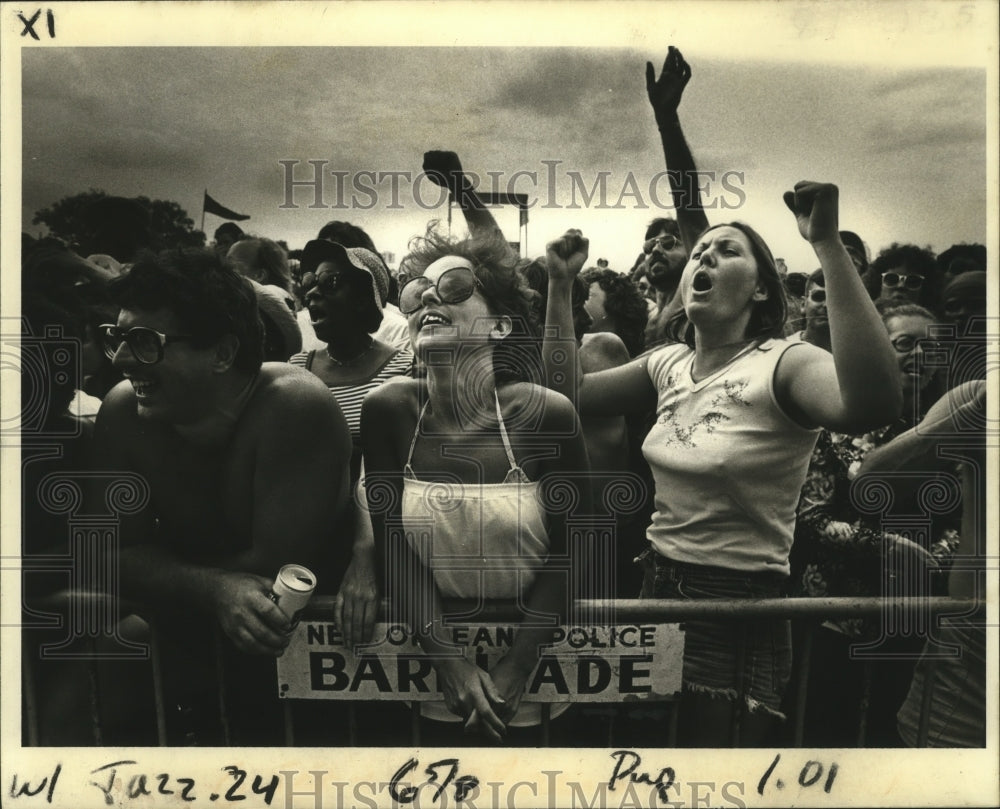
[{"xmin": 791, "ymin": 421, "xmax": 961, "ymax": 638}]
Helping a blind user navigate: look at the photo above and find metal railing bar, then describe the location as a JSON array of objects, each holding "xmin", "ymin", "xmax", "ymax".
[
  {"xmin": 916, "ymin": 659, "xmax": 938, "ymax": 747},
  {"xmin": 283, "ymin": 702, "xmax": 295, "ymax": 747},
  {"xmin": 792, "ymin": 627, "xmax": 813, "ymax": 748},
  {"xmin": 213, "ymin": 628, "xmax": 232, "ymax": 746},
  {"xmin": 149, "ymin": 623, "xmax": 168, "ymax": 746},
  {"xmin": 22, "ymin": 642, "xmax": 40, "ymax": 746},
  {"xmin": 301, "ymin": 597, "xmax": 982, "ymax": 622}
]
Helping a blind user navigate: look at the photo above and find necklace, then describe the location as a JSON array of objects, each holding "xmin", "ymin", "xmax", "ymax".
[
  {"xmin": 691, "ymin": 338, "xmax": 758, "ymax": 382},
  {"xmin": 326, "ymin": 338, "xmax": 375, "ymax": 366}
]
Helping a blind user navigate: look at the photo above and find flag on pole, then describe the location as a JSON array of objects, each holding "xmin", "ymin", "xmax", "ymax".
[{"xmin": 203, "ymin": 192, "xmax": 250, "ymax": 221}]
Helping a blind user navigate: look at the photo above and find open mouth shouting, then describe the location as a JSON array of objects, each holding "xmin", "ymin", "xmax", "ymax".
[{"xmin": 691, "ymin": 270, "xmax": 714, "ymax": 296}]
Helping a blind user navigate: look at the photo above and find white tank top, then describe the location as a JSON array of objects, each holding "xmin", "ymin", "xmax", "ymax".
[
  {"xmin": 401, "ymin": 389, "xmax": 557, "ymax": 726},
  {"xmin": 402, "ymin": 390, "xmax": 549, "ymax": 597},
  {"xmin": 642, "ymin": 339, "xmax": 820, "ymax": 575}
]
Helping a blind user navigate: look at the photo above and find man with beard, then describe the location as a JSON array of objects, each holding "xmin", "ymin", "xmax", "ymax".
[{"xmin": 641, "ymin": 217, "xmax": 692, "ymax": 348}]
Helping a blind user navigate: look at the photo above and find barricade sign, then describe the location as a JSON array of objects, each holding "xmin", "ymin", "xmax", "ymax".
[{"xmin": 277, "ymin": 622, "xmax": 684, "ymax": 701}]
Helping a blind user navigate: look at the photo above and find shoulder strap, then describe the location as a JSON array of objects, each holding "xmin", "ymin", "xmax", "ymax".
[
  {"xmin": 494, "ymin": 389, "xmax": 522, "ymax": 475},
  {"xmin": 404, "ymin": 400, "xmax": 430, "ymax": 476}
]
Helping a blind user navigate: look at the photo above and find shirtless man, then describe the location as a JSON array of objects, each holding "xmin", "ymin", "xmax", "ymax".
[{"xmin": 93, "ymin": 247, "xmax": 351, "ymax": 741}]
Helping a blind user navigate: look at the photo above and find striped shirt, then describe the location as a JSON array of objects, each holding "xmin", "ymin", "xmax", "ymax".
[{"xmin": 288, "ymin": 348, "xmax": 414, "ymax": 442}]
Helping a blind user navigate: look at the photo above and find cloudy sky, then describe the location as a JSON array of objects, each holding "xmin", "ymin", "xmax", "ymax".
[{"xmin": 12, "ymin": 1, "xmax": 996, "ymax": 275}]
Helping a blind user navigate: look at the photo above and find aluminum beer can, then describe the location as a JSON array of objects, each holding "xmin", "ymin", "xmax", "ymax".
[{"xmin": 268, "ymin": 564, "xmax": 317, "ymax": 625}]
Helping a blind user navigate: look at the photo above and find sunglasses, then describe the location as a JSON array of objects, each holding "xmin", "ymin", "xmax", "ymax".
[
  {"xmin": 807, "ymin": 289, "xmax": 827, "ymax": 304},
  {"xmin": 881, "ymin": 272, "xmax": 924, "ymax": 291},
  {"xmin": 301, "ymin": 270, "xmax": 346, "ymax": 296},
  {"xmin": 643, "ymin": 234, "xmax": 682, "ymax": 254},
  {"xmin": 99, "ymin": 324, "xmax": 194, "ymax": 365},
  {"xmin": 890, "ymin": 335, "xmax": 944, "ymax": 354},
  {"xmin": 399, "ymin": 267, "xmax": 481, "ymax": 315}
]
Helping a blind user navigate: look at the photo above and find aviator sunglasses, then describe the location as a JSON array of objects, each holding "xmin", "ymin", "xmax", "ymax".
[
  {"xmin": 99, "ymin": 324, "xmax": 194, "ymax": 365},
  {"xmin": 399, "ymin": 266, "xmax": 481, "ymax": 315},
  {"xmin": 642, "ymin": 234, "xmax": 682, "ymax": 254}
]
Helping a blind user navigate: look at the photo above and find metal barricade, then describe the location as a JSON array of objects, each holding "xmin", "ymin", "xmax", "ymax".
[{"xmin": 21, "ymin": 594, "xmax": 984, "ymax": 748}]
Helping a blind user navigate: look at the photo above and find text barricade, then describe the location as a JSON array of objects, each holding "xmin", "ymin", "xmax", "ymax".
[{"xmin": 277, "ymin": 623, "xmax": 684, "ymax": 701}]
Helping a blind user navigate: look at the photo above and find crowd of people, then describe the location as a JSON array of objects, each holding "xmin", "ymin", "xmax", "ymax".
[{"xmin": 20, "ymin": 46, "xmax": 988, "ymax": 748}]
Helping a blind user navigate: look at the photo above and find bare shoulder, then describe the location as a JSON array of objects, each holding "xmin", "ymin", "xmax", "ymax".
[
  {"xmin": 774, "ymin": 339, "xmax": 831, "ymax": 370},
  {"xmin": 773, "ymin": 339, "xmax": 834, "ymax": 387},
  {"xmin": 500, "ymin": 381, "xmax": 579, "ymax": 433},
  {"xmin": 581, "ymin": 332, "xmax": 631, "ymax": 372},
  {"xmin": 363, "ymin": 374, "xmax": 421, "ymax": 415},
  {"xmin": 98, "ymin": 378, "xmax": 139, "ymax": 421},
  {"xmin": 245, "ymin": 364, "xmax": 348, "ymax": 441},
  {"xmin": 251, "ymin": 362, "xmax": 336, "ymax": 410},
  {"xmin": 95, "ymin": 379, "xmax": 158, "ymax": 442}
]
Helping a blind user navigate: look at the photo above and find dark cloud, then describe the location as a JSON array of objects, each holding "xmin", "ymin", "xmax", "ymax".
[
  {"xmin": 489, "ymin": 49, "xmax": 644, "ymax": 117},
  {"xmin": 17, "ymin": 45, "xmax": 988, "ymax": 272}
]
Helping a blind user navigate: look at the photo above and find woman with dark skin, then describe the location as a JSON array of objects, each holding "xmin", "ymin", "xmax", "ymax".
[
  {"xmin": 291, "ymin": 239, "xmax": 413, "ymax": 481},
  {"xmin": 289, "ymin": 240, "xmax": 413, "ymax": 644}
]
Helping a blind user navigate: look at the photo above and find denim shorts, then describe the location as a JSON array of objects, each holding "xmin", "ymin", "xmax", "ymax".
[{"xmin": 638, "ymin": 548, "xmax": 792, "ymax": 718}]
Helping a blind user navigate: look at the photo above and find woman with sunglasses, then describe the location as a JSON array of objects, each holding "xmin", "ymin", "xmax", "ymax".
[
  {"xmin": 362, "ymin": 227, "xmax": 591, "ymax": 743},
  {"xmin": 290, "ymin": 239, "xmax": 414, "ymax": 482},
  {"xmin": 791, "ymin": 301, "xmax": 957, "ymax": 745},
  {"xmin": 542, "ymin": 177, "xmax": 901, "ymax": 746}
]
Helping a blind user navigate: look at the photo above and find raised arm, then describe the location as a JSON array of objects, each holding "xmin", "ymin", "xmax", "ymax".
[
  {"xmin": 423, "ymin": 150, "xmax": 513, "ymax": 252},
  {"xmin": 775, "ymin": 182, "xmax": 902, "ymax": 433},
  {"xmin": 542, "ymin": 230, "xmax": 658, "ymax": 417},
  {"xmin": 645, "ymin": 46, "xmax": 710, "ymax": 251}
]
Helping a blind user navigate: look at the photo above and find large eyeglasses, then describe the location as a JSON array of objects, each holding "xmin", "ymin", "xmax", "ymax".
[
  {"xmin": 890, "ymin": 334, "xmax": 942, "ymax": 354},
  {"xmin": 301, "ymin": 270, "xmax": 345, "ymax": 296},
  {"xmin": 399, "ymin": 267, "xmax": 481, "ymax": 315},
  {"xmin": 881, "ymin": 272, "xmax": 924, "ymax": 291},
  {"xmin": 807, "ymin": 289, "xmax": 827, "ymax": 304},
  {"xmin": 99, "ymin": 324, "xmax": 194, "ymax": 365},
  {"xmin": 643, "ymin": 234, "xmax": 682, "ymax": 255}
]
